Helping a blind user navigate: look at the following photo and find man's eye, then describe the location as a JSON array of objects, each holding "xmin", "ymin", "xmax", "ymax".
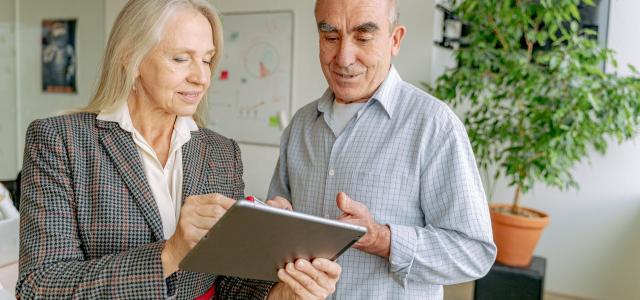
[
  {"xmin": 357, "ymin": 36, "xmax": 372, "ymax": 43},
  {"xmin": 325, "ymin": 36, "xmax": 339, "ymax": 42}
]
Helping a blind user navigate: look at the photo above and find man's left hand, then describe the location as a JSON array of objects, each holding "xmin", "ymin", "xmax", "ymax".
[{"xmin": 335, "ymin": 192, "xmax": 391, "ymax": 257}]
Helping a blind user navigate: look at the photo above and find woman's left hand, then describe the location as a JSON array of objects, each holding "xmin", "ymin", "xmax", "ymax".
[{"xmin": 267, "ymin": 258, "xmax": 341, "ymax": 300}]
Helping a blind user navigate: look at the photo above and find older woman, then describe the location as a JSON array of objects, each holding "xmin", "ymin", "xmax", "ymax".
[{"xmin": 16, "ymin": 0, "xmax": 340, "ymax": 299}]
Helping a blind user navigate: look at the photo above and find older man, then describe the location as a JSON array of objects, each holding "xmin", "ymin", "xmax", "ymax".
[{"xmin": 267, "ymin": 0, "xmax": 497, "ymax": 298}]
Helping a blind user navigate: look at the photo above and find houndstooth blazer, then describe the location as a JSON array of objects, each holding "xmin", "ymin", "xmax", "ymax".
[{"xmin": 17, "ymin": 113, "xmax": 274, "ymax": 299}]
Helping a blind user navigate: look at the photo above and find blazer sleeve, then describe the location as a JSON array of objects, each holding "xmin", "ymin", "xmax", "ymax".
[
  {"xmin": 214, "ymin": 139, "xmax": 277, "ymax": 299},
  {"xmin": 17, "ymin": 119, "xmax": 170, "ymax": 299},
  {"xmin": 231, "ymin": 139, "xmax": 245, "ymax": 201}
]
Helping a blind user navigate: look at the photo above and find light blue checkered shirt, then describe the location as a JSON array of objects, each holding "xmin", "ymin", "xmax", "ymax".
[{"xmin": 268, "ymin": 66, "xmax": 496, "ymax": 299}]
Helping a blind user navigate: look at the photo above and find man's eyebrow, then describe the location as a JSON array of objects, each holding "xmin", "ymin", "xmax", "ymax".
[
  {"xmin": 352, "ymin": 22, "xmax": 379, "ymax": 33},
  {"xmin": 318, "ymin": 21, "xmax": 338, "ymax": 33},
  {"xmin": 317, "ymin": 21, "xmax": 380, "ymax": 34}
]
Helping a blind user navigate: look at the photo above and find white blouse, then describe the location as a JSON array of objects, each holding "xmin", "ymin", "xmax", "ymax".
[{"xmin": 97, "ymin": 102, "xmax": 198, "ymax": 239}]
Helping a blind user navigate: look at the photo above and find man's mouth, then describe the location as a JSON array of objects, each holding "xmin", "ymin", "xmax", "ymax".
[{"xmin": 335, "ymin": 72, "xmax": 360, "ymax": 79}]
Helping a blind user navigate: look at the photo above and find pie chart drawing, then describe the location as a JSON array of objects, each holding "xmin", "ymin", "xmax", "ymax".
[{"xmin": 244, "ymin": 42, "xmax": 279, "ymax": 79}]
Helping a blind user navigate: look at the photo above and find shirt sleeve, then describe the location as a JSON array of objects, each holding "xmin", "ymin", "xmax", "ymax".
[
  {"xmin": 267, "ymin": 124, "xmax": 293, "ymax": 201},
  {"xmin": 387, "ymin": 111, "xmax": 497, "ymax": 286}
]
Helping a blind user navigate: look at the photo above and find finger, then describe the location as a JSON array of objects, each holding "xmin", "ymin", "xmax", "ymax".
[
  {"xmin": 336, "ymin": 192, "xmax": 365, "ymax": 216},
  {"xmin": 295, "ymin": 259, "xmax": 335, "ymax": 292},
  {"xmin": 288, "ymin": 260, "xmax": 330, "ymax": 297},
  {"xmin": 294, "ymin": 259, "xmax": 320, "ymax": 282},
  {"xmin": 265, "ymin": 200, "xmax": 285, "ymax": 209},
  {"xmin": 266, "ymin": 196, "xmax": 293, "ymax": 210},
  {"xmin": 195, "ymin": 193, "xmax": 236, "ymax": 209},
  {"xmin": 311, "ymin": 258, "xmax": 342, "ymax": 279},
  {"xmin": 184, "ymin": 214, "xmax": 218, "ymax": 230},
  {"xmin": 193, "ymin": 204, "xmax": 227, "ymax": 219},
  {"xmin": 277, "ymin": 266, "xmax": 315, "ymax": 299},
  {"xmin": 273, "ymin": 196, "xmax": 292, "ymax": 209},
  {"xmin": 181, "ymin": 227, "xmax": 209, "ymax": 246}
]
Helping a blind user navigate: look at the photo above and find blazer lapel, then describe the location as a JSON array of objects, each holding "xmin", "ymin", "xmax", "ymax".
[
  {"xmin": 97, "ymin": 120, "xmax": 164, "ymax": 241},
  {"xmin": 181, "ymin": 130, "xmax": 208, "ymax": 204}
]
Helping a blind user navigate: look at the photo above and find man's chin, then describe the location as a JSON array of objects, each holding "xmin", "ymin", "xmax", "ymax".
[{"xmin": 333, "ymin": 92, "xmax": 369, "ymax": 104}]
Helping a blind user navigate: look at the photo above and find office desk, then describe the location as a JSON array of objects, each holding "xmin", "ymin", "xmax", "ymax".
[{"xmin": 0, "ymin": 262, "xmax": 18, "ymax": 296}]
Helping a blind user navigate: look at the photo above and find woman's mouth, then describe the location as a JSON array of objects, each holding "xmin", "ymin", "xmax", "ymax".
[{"xmin": 178, "ymin": 91, "xmax": 203, "ymax": 103}]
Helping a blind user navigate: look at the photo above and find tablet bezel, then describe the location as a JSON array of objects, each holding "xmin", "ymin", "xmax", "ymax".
[{"xmin": 179, "ymin": 200, "xmax": 366, "ymax": 282}]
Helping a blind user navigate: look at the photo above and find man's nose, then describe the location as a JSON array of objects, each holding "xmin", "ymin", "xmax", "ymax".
[{"xmin": 335, "ymin": 39, "xmax": 357, "ymax": 68}]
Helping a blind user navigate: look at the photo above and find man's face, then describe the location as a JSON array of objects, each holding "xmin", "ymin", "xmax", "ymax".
[{"xmin": 315, "ymin": 0, "xmax": 405, "ymax": 103}]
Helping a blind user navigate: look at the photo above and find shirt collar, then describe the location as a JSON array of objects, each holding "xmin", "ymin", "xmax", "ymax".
[
  {"xmin": 317, "ymin": 65, "xmax": 402, "ymax": 119},
  {"xmin": 96, "ymin": 101, "xmax": 198, "ymax": 138}
]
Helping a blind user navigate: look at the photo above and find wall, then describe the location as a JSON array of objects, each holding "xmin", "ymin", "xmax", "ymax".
[
  {"xmin": 0, "ymin": 0, "xmax": 17, "ymax": 180},
  {"xmin": 5, "ymin": 0, "xmax": 636, "ymax": 299},
  {"xmin": 15, "ymin": 0, "xmax": 106, "ymax": 169}
]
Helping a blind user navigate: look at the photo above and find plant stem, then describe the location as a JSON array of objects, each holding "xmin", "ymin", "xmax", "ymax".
[
  {"xmin": 512, "ymin": 185, "xmax": 521, "ymax": 214},
  {"xmin": 488, "ymin": 15, "xmax": 510, "ymax": 51}
]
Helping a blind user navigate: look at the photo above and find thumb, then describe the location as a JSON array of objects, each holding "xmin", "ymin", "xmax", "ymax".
[{"xmin": 336, "ymin": 192, "xmax": 355, "ymax": 214}]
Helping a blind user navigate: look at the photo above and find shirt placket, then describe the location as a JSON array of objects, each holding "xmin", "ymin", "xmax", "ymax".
[
  {"xmin": 321, "ymin": 112, "xmax": 337, "ymax": 219},
  {"xmin": 321, "ymin": 106, "xmax": 366, "ymax": 220}
]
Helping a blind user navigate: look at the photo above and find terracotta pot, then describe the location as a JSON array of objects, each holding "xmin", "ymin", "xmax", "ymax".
[{"xmin": 490, "ymin": 203, "xmax": 549, "ymax": 267}]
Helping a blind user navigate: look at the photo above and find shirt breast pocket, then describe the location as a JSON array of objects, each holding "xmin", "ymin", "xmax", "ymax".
[{"xmin": 347, "ymin": 170, "xmax": 422, "ymax": 226}]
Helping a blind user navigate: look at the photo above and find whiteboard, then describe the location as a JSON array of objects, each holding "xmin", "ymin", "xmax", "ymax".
[{"xmin": 208, "ymin": 11, "xmax": 293, "ymax": 146}]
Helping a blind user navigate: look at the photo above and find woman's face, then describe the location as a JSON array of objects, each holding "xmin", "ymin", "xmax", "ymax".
[{"xmin": 134, "ymin": 9, "xmax": 215, "ymax": 117}]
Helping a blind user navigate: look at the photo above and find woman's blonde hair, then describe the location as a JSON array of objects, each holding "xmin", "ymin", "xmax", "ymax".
[{"xmin": 78, "ymin": 0, "xmax": 223, "ymax": 127}]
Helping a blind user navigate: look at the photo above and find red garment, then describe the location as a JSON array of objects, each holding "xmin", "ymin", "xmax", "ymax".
[{"xmin": 195, "ymin": 285, "xmax": 215, "ymax": 300}]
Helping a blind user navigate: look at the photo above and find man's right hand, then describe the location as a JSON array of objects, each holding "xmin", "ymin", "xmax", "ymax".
[
  {"xmin": 266, "ymin": 196, "xmax": 293, "ymax": 211},
  {"xmin": 161, "ymin": 193, "xmax": 236, "ymax": 277}
]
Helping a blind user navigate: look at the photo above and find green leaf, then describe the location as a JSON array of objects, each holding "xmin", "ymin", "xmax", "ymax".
[
  {"xmin": 569, "ymin": 5, "xmax": 580, "ymax": 20},
  {"xmin": 426, "ymin": 0, "xmax": 640, "ymax": 203}
]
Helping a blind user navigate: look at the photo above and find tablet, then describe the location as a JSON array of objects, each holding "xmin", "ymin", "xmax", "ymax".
[{"xmin": 179, "ymin": 200, "xmax": 366, "ymax": 282}]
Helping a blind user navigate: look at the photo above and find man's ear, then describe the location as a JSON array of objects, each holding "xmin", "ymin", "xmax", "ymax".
[{"xmin": 390, "ymin": 25, "xmax": 406, "ymax": 57}]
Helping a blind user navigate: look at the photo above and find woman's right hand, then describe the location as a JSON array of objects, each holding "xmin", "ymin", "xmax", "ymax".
[{"xmin": 161, "ymin": 193, "xmax": 236, "ymax": 277}]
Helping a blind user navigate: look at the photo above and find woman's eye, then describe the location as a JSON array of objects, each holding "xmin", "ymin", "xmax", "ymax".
[
  {"xmin": 203, "ymin": 60, "xmax": 213, "ymax": 65},
  {"xmin": 173, "ymin": 57, "xmax": 188, "ymax": 63}
]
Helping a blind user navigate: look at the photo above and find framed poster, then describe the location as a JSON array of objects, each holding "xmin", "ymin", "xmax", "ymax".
[{"xmin": 42, "ymin": 19, "xmax": 77, "ymax": 93}]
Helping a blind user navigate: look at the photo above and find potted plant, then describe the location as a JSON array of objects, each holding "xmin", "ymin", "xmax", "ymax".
[{"xmin": 430, "ymin": 0, "xmax": 640, "ymax": 267}]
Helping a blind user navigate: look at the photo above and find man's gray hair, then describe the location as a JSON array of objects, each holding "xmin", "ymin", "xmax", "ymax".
[{"xmin": 315, "ymin": 0, "xmax": 400, "ymax": 26}]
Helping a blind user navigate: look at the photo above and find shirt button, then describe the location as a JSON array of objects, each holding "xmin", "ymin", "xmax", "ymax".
[{"xmin": 328, "ymin": 169, "xmax": 335, "ymax": 176}]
